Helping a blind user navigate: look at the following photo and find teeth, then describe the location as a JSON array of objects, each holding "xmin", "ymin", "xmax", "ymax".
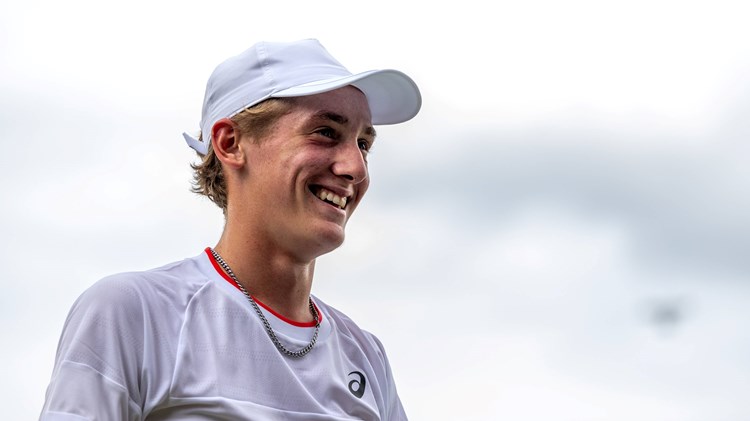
[{"xmin": 316, "ymin": 188, "xmax": 347, "ymax": 209}]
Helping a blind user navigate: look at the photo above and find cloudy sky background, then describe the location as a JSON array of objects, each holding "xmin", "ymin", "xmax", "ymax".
[{"xmin": 2, "ymin": 0, "xmax": 749, "ymax": 419}]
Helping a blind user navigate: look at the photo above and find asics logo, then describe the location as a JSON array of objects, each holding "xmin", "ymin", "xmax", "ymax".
[{"xmin": 347, "ymin": 371, "xmax": 366, "ymax": 398}]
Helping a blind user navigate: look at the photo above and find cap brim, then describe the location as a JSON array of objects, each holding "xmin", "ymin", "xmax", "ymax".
[{"xmin": 273, "ymin": 69, "xmax": 421, "ymax": 125}]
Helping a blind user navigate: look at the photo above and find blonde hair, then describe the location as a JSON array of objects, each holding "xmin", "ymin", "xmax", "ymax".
[{"xmin": 190, "ymin": 98, "xmax": 292, "ymax": 212}]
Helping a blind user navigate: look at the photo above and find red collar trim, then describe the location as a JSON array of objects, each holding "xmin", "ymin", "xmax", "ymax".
[{"xmin": 204, "ymin": 248, "xmax": 322, "ymax": 328}]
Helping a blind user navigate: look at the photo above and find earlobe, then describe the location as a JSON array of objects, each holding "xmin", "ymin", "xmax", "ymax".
[{"xmin": 212, "ymin": 118, "xmax": 245, "ymax": 169}]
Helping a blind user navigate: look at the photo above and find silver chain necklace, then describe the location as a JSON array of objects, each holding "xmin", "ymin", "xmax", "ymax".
[{"xmin": 209, "ymin": 248, "xmax": 320, "ymax": 358}]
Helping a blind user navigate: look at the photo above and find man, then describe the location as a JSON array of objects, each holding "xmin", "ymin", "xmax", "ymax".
[{"xmin": 40, "ymin": 39, "xmax": 421, "ymax": 420}]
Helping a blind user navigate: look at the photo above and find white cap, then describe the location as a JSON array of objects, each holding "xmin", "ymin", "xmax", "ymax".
[{"xmin": 183, "ymin": 39, "xmax": 422, "ymax": 155}]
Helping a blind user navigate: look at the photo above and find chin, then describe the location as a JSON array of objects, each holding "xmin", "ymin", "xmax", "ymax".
[{"xmin": 309, "ymin": 228, "xmax": 346, "ymax": 258}]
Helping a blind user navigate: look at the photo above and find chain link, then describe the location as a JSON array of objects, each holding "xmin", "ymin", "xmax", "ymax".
[{"xmin": 210, "ymin": 248, "xmax": 320, "ymax": 358}]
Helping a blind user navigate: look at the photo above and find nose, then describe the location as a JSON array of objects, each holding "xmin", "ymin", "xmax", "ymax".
[{"xmin": 331, "ymin": 140, "xmax": 368, "ymax": 184}]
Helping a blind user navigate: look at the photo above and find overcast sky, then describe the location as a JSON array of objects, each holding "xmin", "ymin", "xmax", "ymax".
[{"xmin": 2, "ymin": 0, "xmax": 750, "ymax": 420}]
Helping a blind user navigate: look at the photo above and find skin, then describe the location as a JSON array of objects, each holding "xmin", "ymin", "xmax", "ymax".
[{"xmin": 211, "ymin": 86, "xmax": 375, "ymax": 322}]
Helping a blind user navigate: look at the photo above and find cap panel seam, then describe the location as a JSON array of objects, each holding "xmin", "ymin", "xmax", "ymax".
[{"xmin": 256, "ymin": 41, "xmax": 278, "ymax": 96}]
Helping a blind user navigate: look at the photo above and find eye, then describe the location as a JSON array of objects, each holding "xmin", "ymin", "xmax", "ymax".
[
  {"xmin": 316, "ymin": 127, "xmax": 338, "ymax": 139},
  {"xmin": 358, "ymin": 139, "xmax": 372, "ymax": 153}
]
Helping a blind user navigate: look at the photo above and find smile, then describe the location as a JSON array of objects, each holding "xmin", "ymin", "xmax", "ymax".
[{"xmin": 310, "ymin": 186, "xmax": 348, "ymax": 210}]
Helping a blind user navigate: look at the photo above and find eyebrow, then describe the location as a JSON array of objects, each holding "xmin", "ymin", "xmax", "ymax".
[{"xmin": 314, "ymin": 111, "xmax": 377, "ymax": 138}]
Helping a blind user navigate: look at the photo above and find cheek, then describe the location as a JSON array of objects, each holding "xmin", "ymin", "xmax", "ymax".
[
  {"xmin": 360, "ymin": 176, "xmax": 370, "ymax": 195},
  {"xmin": 351, "ymin": 177, "xmax": 370, "ymax": 210},
  {"xmin": 290, "ymin": 151, "xmax": 331, "ymax": 175}
]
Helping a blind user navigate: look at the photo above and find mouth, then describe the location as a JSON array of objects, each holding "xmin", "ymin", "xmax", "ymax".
[{"xmin": 310, "ymin": 186, "xmax": 349, "ymax": 210}]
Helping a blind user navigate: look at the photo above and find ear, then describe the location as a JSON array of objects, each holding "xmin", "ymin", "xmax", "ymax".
[{"xmin": 211, "ymin": 118, "xmax": 245, "ymax": 169}]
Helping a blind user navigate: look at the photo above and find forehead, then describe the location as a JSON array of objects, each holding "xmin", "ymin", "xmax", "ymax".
[{"xmin": 289, "ymin": 86, "xmax": 373, "ymax": 126}]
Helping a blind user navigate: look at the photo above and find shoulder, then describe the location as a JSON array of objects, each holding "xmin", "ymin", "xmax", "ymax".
[
  {"xmin": 50, "ymin": 255, "xmax": 213, "ymax": 398},
  {"xmin": 42, "ymin": 256, "xmax": 210, "ymax": 420},
  {"xmin": 59, "ymin": 255, "xmax": 213, "ymax": 359},
  {"xmin": 74, "ymin": 256, "xmax": 210, "ymax": 315},
  {"xmin": 314, "ymin": 297, "xmax": 407, "ymax": 419},
  {"xmin": 314, "ymin": 297, "xmax": 388, "ymax": 359}
]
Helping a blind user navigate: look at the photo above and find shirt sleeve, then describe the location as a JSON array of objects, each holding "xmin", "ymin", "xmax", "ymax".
[
  {"xmin": 40, "ymin": 275, "xmax": 147, "ymax": 421},
  {"xmin": 369, "ymin": 334, "xmax": 408, "ymax": 421}
]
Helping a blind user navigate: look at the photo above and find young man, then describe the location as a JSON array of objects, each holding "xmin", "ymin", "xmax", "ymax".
[{"xmin": 40, "ymin": 39, "xmax": 421, "ymax": 420}]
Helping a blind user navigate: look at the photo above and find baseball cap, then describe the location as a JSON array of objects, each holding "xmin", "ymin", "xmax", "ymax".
[{"xmin": 183, "ymin": 39, "xmax": 422, "ymax": 155}]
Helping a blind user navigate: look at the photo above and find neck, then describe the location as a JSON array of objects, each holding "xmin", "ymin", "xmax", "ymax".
[{"xmin": 213, "ymin": 230, "xmax": 317, "ymax": 323}]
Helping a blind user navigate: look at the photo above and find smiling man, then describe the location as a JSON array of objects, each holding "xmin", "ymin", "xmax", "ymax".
[{"xmin": 40, "ymin": 39, "xmax": 421, "ymax": 420}]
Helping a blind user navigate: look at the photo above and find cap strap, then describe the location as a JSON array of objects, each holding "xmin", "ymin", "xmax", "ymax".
[{"xmin": 183, "ymin": 132, "xmax": 209, "ymax": 155}]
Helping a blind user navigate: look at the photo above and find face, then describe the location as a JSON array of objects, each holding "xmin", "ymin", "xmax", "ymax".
[{"xmin": 237, "ymin": 86, "xmax": 374, "ymax": 261}]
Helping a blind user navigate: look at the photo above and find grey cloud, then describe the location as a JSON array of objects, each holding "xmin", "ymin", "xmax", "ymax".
[{"xmin": 370, "ymin": 116, "xmax": 750, "ymax": 279}]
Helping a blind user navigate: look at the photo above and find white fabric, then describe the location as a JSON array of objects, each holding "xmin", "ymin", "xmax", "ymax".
[
  {"xmin": 183, "ymin": 39, "xmax": 422, "ymax": 155},
  {"xmin": 40, "ymin": 251, "xmax": 406, "ymax": 420}
]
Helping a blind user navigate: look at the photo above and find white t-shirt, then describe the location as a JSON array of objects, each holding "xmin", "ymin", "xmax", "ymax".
[{"xmin": 40, "ymin": 249, "xmax": 406, "ymax": 420}]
